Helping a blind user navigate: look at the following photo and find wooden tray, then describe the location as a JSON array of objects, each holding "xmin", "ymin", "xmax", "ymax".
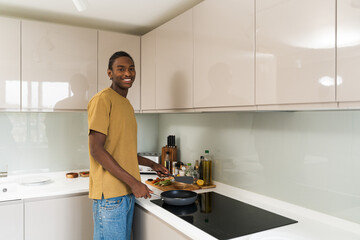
[{"xmin": 145, "ymin": 180, "xmax": 216, "ymax": 191}]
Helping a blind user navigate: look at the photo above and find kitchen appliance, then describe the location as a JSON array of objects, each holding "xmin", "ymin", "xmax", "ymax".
[
  {"xmin": 159, "ymin": 190, "xmax": 198, "ymax": 206},
  {"xmin": 138, "ymin": 152, "xmax": 161, "ymax": 174},
  {"xmin": 151, "ymin": 191, "xmax": 297, "ymax": 239}
]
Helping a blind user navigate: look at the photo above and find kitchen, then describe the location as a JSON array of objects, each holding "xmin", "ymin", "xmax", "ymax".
[{"xmin": 1, "ymin": 0, "xmax": 360, "ymax": 239}]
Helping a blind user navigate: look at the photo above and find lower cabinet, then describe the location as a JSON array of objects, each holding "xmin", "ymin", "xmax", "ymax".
[
  {"xmin": 24, "ymin": 194, "xmax": 93, "ymax": 240},
  {"xmin": 0, "ymin": 200, "xmax": 24, "ymax": 240},
  {"xmin": 133, "ymin": 204, "xmax": 191, "ymax": 240}
]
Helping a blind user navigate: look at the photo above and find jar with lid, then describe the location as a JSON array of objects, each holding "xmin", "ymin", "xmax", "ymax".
[{"xmin": 185, "ymin": 163, "xmax": 199, "ymax": 180}]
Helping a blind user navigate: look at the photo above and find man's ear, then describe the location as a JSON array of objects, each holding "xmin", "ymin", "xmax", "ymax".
[{"xmin": 107, "ymin": 69, "xmax": 112, "ymax": 79}]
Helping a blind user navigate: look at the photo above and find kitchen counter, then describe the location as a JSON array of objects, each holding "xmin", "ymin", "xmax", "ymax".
[
  {"xmin": 0, "ymin": 170, "xmax": 89, "ymax": 201},
  {"xmin": 138, "ymin": 174, "xmax": 360, "ymax": 240},
  {"xmin": 1, "ymin": 171, "xmax": 360, "ymax": 239}
]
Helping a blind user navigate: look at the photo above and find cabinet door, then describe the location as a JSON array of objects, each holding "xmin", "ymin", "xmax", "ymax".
[
  {"xmin": 133, "ymin": 205, "xmax": 191, "ymax": 240},
  {"xmin": 337, "ymin": 0, "xmax": 360, "ymax": 103},
  {"xmin": 24, "ymin": 194, "xmax": 93, "ymax": 240},
  {"xmin": 156, "ymin": 10, "xmax": 193, "ymax": 110},
  {"xmin": 22, "ymin": 20, "xmax": 97, "ymax": 111},
  {"xmin": 0, "ymin": 17, "xmax": 20, "ymax": 110},
  {"xmin": 0, "ymin": 200, "xmax": 23, "ymax": 240},
  {"xmin": 98, "ymin": 31, "xmax": 141, "ymax": 111},
  {"xmin": 141, "ymin": 30, "xmax": 156, "ymax": 110},
  {"xmin": 193, "ymin": 0, "xmax": 254, "ymax": 108},
  {"xmin": 256, "ymin": 0, "xmax": 335, "ymax": 105}
]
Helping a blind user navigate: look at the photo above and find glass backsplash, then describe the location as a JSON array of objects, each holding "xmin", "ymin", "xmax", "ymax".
[
  {"xmin": 158, "ymin": 111, "xmax": 360, "ymax": 224},
  {"xmin": 0, "ymin": 112, "xmax": 159, "ymax": 174}
]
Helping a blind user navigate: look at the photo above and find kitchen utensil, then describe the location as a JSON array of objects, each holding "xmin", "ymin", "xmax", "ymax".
[
  {"xmin": 166, "ymin": 173, "xmax": 194, "ymax": 184},
  {"xmin": 154, "ymin": 190, "xmax": 198, "ymax": 206}
]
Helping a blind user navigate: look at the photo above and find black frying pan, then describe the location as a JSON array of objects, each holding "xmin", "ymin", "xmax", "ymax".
[{"xmin": 159, "ymin": 190, "xmax": 198, "ymax": 206}]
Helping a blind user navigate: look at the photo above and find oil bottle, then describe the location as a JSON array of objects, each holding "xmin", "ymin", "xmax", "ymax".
[{"xmin": 202, "ymin": 150, "xmax": 212, "ymax": 186}]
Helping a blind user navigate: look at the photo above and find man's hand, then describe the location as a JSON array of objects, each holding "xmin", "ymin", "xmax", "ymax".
[
  {"xmin": 152, "ymin": 162, "xmax": 169, "ymax": 177},
  {"xmin": 131, "ymin": 181, "xmax": 153, "ymax": 199}
]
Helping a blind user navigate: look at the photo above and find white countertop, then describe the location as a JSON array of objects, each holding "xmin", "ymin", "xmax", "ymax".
[
  {"xmin": 1, "ymin": 171, "xmax": 360, "ymax": 240},
  {"xmin": 137, "ymin": 174, "xmax": 360, "ymax": 240}
]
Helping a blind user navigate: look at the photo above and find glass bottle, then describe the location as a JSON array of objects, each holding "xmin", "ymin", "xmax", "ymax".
[
  {"xmin": 164, "ymin": 151, "xmax": 171, "ymax": 172},
  {"xmin": 202, "ymin": 150, "xmax": 212, "ymax": 186}
]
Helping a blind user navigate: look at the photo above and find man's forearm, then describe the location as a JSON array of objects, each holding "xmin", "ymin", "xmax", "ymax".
[{"xmin": 137, "ymin": 155, "xmax": 155, "ymax": 168}]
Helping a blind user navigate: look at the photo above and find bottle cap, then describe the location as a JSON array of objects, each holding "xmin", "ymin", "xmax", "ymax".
[{"xmin": 205, "ymin": 150, "xmax": 209, "ymax": 154}]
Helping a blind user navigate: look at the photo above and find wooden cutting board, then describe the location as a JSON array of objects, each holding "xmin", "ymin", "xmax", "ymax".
[
  {"xmin": 145, "ymin": 180, "xmax": 216, "ymax": 191},
  {"xmin": 145, "ymin": 180, "xmax": 201, "ymax": 191}
]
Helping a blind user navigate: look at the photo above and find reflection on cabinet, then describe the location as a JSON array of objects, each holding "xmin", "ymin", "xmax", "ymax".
[
  {"xmin": 155, "ymin": 10, "xmax": 193, "ymax": 110},
  {"xmin": 98, "ymin": 31, "xmax": 141, "ymax": 111},
  {"xmin": 21, "ymin": 20, "xmax": 97, "ymax": 110},
  {"xmin": 24, "ymin": 194, "xmax": 93, "ymax": 240},
  {"xmin": 133, "ymin": 205, "xmax": 191, "ymax": 240},
  {"xmin": 0, "ymin": 17, "xmax": 20, "ymax": 110},
  {"xmin": 193, "ymin": 0, "xmax": 254, "ymax": 108},
  {"xmin": 256, "ymin": 0, "xmax": 335, "ymax": 105},
  {"xmin": 337, "ymin": 0, "xmax": 360, "ymax": 104},
  {"xmin": 141, "ymin": 30, "xmax": 157, "ymax": 110},
  {"xmin": 0, "ymin": 200, "xmax": 23, "ymax": 240}
]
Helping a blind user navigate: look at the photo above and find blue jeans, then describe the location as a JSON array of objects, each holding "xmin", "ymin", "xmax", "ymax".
[{"xmin": 93, "ymin": 194, "xmax": 135, "ymax": 240}]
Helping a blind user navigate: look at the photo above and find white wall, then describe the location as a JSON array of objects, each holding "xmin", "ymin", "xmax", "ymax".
[{"xmin": 158, "ymin": 111, "xmax": 360, "ymax": 224}]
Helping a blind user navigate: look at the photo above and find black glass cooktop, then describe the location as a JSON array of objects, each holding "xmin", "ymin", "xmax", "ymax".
[{"xmin": 151, "ymin": 191, "xmax": 297, "ymax": 240}]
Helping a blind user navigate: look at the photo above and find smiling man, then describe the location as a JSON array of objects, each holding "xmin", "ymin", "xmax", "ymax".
[{"xmin": 87, "ymin": 51, "xmax": 168, "ymax": 240}]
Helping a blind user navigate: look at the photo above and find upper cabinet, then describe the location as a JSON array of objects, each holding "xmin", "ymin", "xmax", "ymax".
[
  {"xmin": 337, "ymin": 0, "xmax": 360, "ymax": 104},
  {"xmin": 193, "ymin": 0, "xmax": 254, "ymax": 108},
  {"xmin": 21, "ymin": 20, "xmax": 97, "ymax": 111},
  {"xmin": 155, "ymin": 10, "xmax": 193, "ymax": 110},
  {"xmin": 141, "ymin": 30, "xmax": 156, "ymax": 111},
  {"xmin": 256, "ymin": 0, "xmax": 335, "ymax": 105},
  {"xmin": 0, "ymin": 17, "xmax": 20, "ymax": 110},
  {"xmin": 98, "ymin": 31, "xmax": 141, "ymax": 111}
]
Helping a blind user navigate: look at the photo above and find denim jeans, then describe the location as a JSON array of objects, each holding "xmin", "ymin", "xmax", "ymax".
[{"xmin": 93, "ymin": 194, "xmax": 135, "ymax": 240}]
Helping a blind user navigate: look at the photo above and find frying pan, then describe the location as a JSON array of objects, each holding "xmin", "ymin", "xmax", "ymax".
[{"xmin": 155, "ymin": 190, "xmax": 198, "ymax": 206}]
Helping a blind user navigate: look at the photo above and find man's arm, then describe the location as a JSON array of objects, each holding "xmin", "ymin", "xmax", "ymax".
[
  {"xmin": 137, "ymin": 155, "xmax": 169, "ymax": 177},
  {"xmin": 89, "ymin": 130, "xmax": 152, "ymax": 199}
]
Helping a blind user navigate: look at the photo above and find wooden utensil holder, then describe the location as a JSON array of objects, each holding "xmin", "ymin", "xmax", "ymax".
[{"xmin": 161, "ymin": 146, "xmax": 177, "ymax": 174}]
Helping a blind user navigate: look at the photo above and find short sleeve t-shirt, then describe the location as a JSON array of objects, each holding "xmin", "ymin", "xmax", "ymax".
[{"xmin": 87, "ymin": 87, "xmax": 140, "ymax": 199}]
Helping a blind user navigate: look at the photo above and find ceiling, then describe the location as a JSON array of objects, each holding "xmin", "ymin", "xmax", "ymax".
[{"xmin": 0, "ymin": 0, "xmax": 203, "ymax": 35}]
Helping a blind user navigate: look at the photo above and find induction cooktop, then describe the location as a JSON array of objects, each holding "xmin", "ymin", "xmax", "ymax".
[{"xmin": 151, "ymin": 191, "xmax": 297, "ymax": 240}]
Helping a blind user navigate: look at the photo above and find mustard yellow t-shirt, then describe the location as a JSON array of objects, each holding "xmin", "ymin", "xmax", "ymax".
[{"xmin": 87, "ymin": 87, "xmax": 141, "ymax": 199}]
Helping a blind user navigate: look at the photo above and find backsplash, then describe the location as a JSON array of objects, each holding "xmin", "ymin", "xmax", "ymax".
[
  {"xmin": 0, "ymin": 112, "xmax": 158, "ymax": 174},
  {"xmin": 158, "ymin": 111, "xmax": 360, "ymax": 224}
]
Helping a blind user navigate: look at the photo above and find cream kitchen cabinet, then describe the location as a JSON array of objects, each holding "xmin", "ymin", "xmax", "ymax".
[
  {"xmin": 0, "ymin": 200, "xmax": 23, "ymax": 240},
  {"xmin": 141, "ymin": 30, "xmax": 157, "ymax": 111},
  {"xmin": 133, "ymin": 204, "xmax": 190, "ymax": 240},
  {"xmin": 155, "ymin": 10, "xmax": 193, "ymax": 110},
  {"xmin": 256, "ymin": 0, "xmax": 335, "ymax": 106},
  {"xmin": 193, "ymin": 0, "xmax": 254, "ymax": 108},
  {"xmin": 98, "ymin": 30, "xmax": 141, "ymax": 111},
  {"xmin": 21, "ymin": 20, "xmax": 97, "ymax": 111},
  {"xmin": 337, "ymin": 0, "xmax": 360, "ymax": 107},
  {"xmin": 24, "ymin": 194, "xmax": 93, "ymax": 240},
  {"xmin": 0, "ymin": 17, "xmax": 20, "ymax": 111}
]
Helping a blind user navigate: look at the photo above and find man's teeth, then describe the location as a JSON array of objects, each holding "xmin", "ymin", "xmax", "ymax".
[{"xmin": 124, "ymin": 79, "xmax": 132, "ymax": 82}]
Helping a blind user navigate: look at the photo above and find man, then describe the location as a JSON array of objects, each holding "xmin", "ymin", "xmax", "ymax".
[{"xmin": 87, "ymin": 51, "xmax": 168, "ymax": 240}]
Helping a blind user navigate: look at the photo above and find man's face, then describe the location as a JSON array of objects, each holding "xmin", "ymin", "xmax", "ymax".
[{"xmin": 108, "ymin": 56, "xmax": 136, "ymax": 90}]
